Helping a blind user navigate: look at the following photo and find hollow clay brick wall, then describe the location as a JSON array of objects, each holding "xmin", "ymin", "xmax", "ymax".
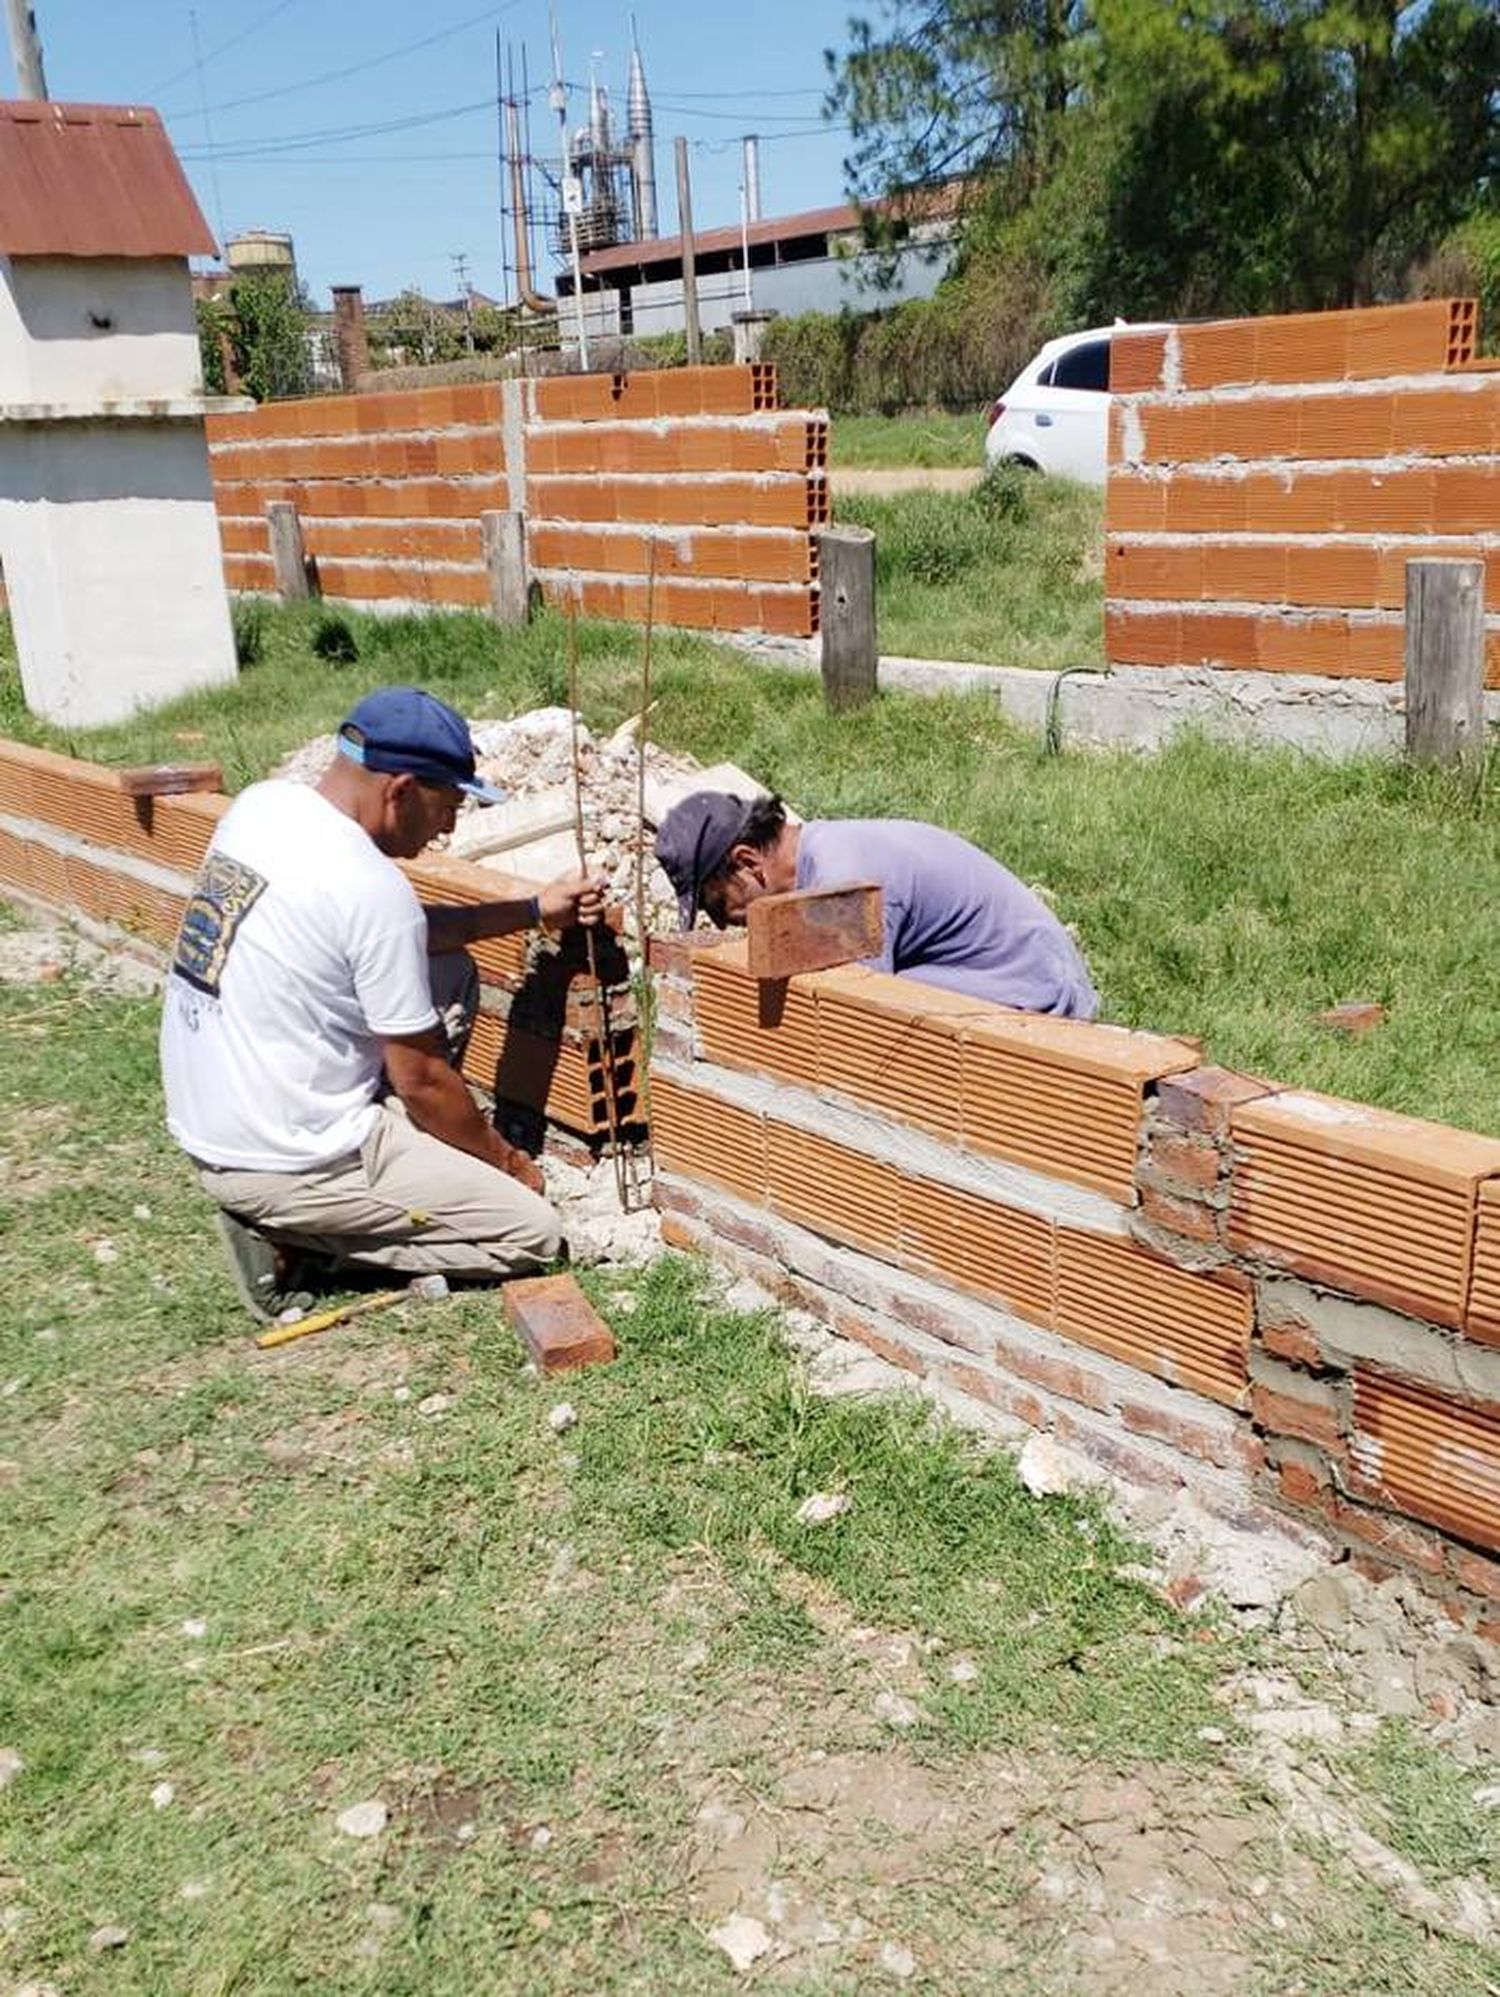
[
  {"xmin": 648, "ymin": 931, "xmax": 1500, "ymax": 1633},
  {"xmin": 208, "ymin": 383, "xmax": 509, "ymax": 608},
  {"xmin": 204, "ymin": 364, "xmax": 827, "ymax": 639},
  {"xmin": 0, "ymin": 736, "xmax": 634, "ymax": 1147},
  {"xmin": 526, "ymin": 363, "xmax": 824, "ymax": 638},
  {"xmin": 1106, "ymin": 298, "xmax": 1500, "ymax": 687}
]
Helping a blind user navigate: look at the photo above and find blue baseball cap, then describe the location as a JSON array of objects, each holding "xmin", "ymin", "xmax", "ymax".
[
  {"xmin": 336, "ymin": 686, "xmax": 506, "ymax": 804},
  {"xmin": 655, "ymin": 791, "xmax": 757, "ymax": 927}
]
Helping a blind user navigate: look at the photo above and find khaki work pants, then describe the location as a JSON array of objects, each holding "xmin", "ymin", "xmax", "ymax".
[
  {"xmin": 193, "ymin": 952, "xmax": 562, "ymax": 1279},
  {"xmin": 195, "ymin": 1100, "xmax": 561, "ymax": 1279}
]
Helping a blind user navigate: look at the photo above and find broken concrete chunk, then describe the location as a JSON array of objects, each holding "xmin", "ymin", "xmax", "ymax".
[
  {"xmin": 336, "ymin": 1799, "xmax": 389, "ymax": 1839},
  {"xmin": 708, "ymin": 1913, "xmax": 773, "ymax": 1972}
]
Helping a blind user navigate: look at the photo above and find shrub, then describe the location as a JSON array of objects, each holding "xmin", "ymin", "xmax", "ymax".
[{"xmin": 311, "ymin": 612, "xmax": 359, "ymax": 665}]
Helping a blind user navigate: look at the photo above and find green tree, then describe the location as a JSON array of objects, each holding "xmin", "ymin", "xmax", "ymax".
[
  {"xmin": 229, "ymin": 270, "xmax": 313, "ymax": 403},
  {"xmin": 194, "ymin": 294, "xmax": 232, "ymax": 394},
  {"xmin": 827, "ymin": 0, "xmax": 1500, "ymax": 317},
  {"xmin": 367, "ymin": 289, "xmax": 466, "ymax": 368}
]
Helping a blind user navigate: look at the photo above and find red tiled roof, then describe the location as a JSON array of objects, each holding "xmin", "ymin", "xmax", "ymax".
[{"xmin": 0, "ymin": 101, "xmax": 216, "ymax": 258}]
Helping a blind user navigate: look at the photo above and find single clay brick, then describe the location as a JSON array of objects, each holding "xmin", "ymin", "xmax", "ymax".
[
  {"xmin": 116, "ymin": 761, "xmax": 223, "ymax": 798},
  {"xmin": 1156, "ymin": 1066, "xmax": 1275, "ymax": 1137},
  {"xmin": 1277, "ymin": 1458, "xmax": 1328, "ymax": 1507},
  {"xmin": 1450, "ymin": 1547, "xmax": 1500, "ymax": 1606},
  {"xmin": 745, "ymin": 882, "xmax": 883, "ymax": 980},
  {"xmin": 1261, "ymin": 1317, "xmax": 1327, "ymax": 1370},
  {"xmin": 1118, "ymin": 1397, "xmax": 1264, "ymax": 1473},
  {"xmin": 1318, "ymin": 1001, "xmax": 1388, "ymax": 1036},
  {"xmin": 1332, "ymin": 1497, "xmax": 1445, "ymax": 1577},
  {"xmin": 504, "ymin": 1274, "xmax": 617, "ymax": 1372},
  {"xmin": 1146, "ymin": 1130, "xmax": 1223, "ymax": 1194},
  {"xmin": 1251, "ymin": 1383, "xmax": 1343, "ymax": 1451},
  {"xmin": 1139, "ymin": 1184, "xmax": 1221, "ymax": 1244}
]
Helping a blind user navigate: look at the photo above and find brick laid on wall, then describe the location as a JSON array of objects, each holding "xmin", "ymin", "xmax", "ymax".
[
  {"xmin": 1226, "ymin": 1091, "xmax": 1500, "ymax": 1331},
  {"xmin": 524, "ymin": 366, "xmax": 825, "ymax": 640},
  {"xmin": 207, "ymin": 364, "xmax": 827, "ymax": 641},
  {"xmin": 207, "ymin": 383, "xmax": 508, "ymax": 610},
  {"xmin": 1105, "ymin": 298, "xmax": 1500, "ymax": 686}
]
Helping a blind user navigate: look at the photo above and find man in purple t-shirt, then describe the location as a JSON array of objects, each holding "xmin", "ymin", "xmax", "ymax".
[{"xmin": 655, "ymin": 791, "xmax": 1098, "ymax": 1019}]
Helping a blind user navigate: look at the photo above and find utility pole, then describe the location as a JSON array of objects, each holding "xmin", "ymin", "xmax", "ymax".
[
  {"xmin": 674, "ymin": 135, "xmax": 701, "ymax": 364},
  {"xmin": 5, "ymin": 0, "xmax": 48, "ymax": 98},
  {"xmin": 452, "ymin": 252, "xmax": 475, "ymax": 354}
]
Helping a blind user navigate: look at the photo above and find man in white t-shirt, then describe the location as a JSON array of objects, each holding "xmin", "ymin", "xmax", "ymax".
[{"xmin": 160, "ymin": 685, "xmax": 605, "ymax": 1321}]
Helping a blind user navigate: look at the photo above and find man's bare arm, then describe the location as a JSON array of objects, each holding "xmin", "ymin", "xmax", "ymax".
[
  {"xmin": 381, "ymin": 1028, "xmax": 544, "ymax": 1194},
  {"xmin": 423, "ymin": 870, "xmax": 607, "ymax": 954}
]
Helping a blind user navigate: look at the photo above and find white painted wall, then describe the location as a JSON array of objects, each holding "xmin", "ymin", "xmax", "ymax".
[
  {"xmin": 0, "ymin": 421, "xmax": 237, "ymax": 727},
  {"xmin": 0, "ymin": 257, "xmax": 203, "ymax": 404}
]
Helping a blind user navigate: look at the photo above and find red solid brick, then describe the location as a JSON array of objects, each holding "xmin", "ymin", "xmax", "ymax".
[
  {"xmin": 826, "ymin": 1305, "xmax": 927, "ymax": 1378},
  {"xmin": 1277, "ymin": 1458, "xmax": 1328, "ymax": 1507},
  {"xmin": 1450, "ymin": 1546, "xmax": 1500, "ymax": 1606},
  {"xmin": 941, "ymin": 1360, "xmax": 1045, "ymax": 1429},
  {"xmin": 1119, "ymin": 1397, "xmax": 1264, "ymax": 1472},
  {"xmin": 1139, "ymin": 1183, "xmax": 1221, "ymax": 1244},
  {"xmin": 1332, "ymin": 1497, "xmax": 1445, "ymax": 1577},
  {"xmin": 745, "ymin": 883, "xmax": 883, "ymax": 979},
  {"xmin": 1261, "ymin": 1318, "xmax": 1326, "ymax": 1370},
  {"xmin": 503, "ymin": 1274, "xmax": 616, "ymax": 1372},
  {"xmin": 1250, "ymin": 1383, "xmax": 1343, "ymax": 1451},
  {"xmin": 1155, "ymin": 1066, "xmax": 1275, "ymax": 1137},
  {"xmin": 1145, "ymin": 1130, "xmax": 1223, "ymax": 1195}
]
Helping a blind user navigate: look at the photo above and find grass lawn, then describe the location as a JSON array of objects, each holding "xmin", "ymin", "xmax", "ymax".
[
  {"xmin": 831, "ymin": 411, "xmax": 987, "ymax": 469},
  {"xmin": 2, "ymin": 952, "xmax": 1497, "ymax": 1993},
  {"xmin": 3, "ymin": 602, "xmax": 1493, "ymax": 1134},
  {"xmin": 836, "ymin": 475, "xmax": 1105, "ymax": 670}
]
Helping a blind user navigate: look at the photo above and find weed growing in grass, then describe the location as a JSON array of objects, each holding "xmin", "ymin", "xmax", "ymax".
[{"xmin": 230, "ymin": 597, "xmax": 269, "ymax": 668}]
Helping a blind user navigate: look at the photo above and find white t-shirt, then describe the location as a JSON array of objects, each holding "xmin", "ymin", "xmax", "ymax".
[{"xmin": 160, "ymin": 779, "xmax": 439, "ymax": 1171}]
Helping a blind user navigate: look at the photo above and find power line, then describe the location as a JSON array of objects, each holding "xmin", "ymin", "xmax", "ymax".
[
  {"xmin": 143, "ymin": 0, "xmax": 301, "ymax": 102},
  {"xmin": 160, "ymin": 0, "xmax": 525, "ymax": 120},
  {"xmin": 173, "ymin": 94, "xmax": 494, "ymax": 160}
]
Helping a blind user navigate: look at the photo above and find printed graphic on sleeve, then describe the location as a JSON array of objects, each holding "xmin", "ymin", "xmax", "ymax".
[{"xmin": 171, "ymin": 853, "xmax": 267, "ymax": 997}]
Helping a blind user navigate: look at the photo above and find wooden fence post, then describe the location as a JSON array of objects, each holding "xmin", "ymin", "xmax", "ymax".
[
  {"xmin": 482, "ymin": 509, "xmax": 529, "ymax": 627},
  {"xmin": 265, "ymin": 500, "xmax": 311, "ymax": 603},
  {"xmin": 817, "ymin": 525, "xmax": 877, "ymax": 713},
  {"xmin": 1405, "ymin": 558, "xmax": 1485, "ymax": 781}
]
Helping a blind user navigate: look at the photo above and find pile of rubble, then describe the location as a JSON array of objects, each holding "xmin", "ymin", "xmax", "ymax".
[{"xmin": 276, "ymin": 708, "xmax": 778, "ymax": 948}]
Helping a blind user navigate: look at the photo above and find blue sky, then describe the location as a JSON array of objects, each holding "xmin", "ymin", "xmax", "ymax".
[{"xmin": 9, "ymin": 1, "xmax": 860, "ymax": 305}]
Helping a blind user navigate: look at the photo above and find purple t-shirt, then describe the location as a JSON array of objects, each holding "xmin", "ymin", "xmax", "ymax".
[{"xmin": 795, "ymin": 819, "xmax": 1098, "ymax": 1019}]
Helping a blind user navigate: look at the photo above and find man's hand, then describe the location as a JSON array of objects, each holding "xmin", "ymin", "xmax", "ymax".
[
  {"xmin": 501, "ymin": 1144, "xmax": 545, "ymax": 1195},
  {"xmin": 540, "ymin": 871, "xmax": 608, "ymax": 932}
]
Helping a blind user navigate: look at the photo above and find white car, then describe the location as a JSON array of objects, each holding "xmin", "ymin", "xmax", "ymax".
[{"xmin": 983, "ymin": 324, "xmax": 1164, "ymax": 486}]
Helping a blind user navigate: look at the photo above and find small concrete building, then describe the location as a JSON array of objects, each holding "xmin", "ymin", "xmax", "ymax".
[{"xmin": 0, "ymin": 101, "xmax": 243, "ymax": 727}]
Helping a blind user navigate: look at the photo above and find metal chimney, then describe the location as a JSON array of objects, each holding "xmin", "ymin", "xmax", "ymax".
[
  {"xmin": 627, "ymin": 26, "xmax": 658, "ymax": 240},
  {"xmin": 742, "ymin": 134, "xmax": 762, "ymax": 222}
]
